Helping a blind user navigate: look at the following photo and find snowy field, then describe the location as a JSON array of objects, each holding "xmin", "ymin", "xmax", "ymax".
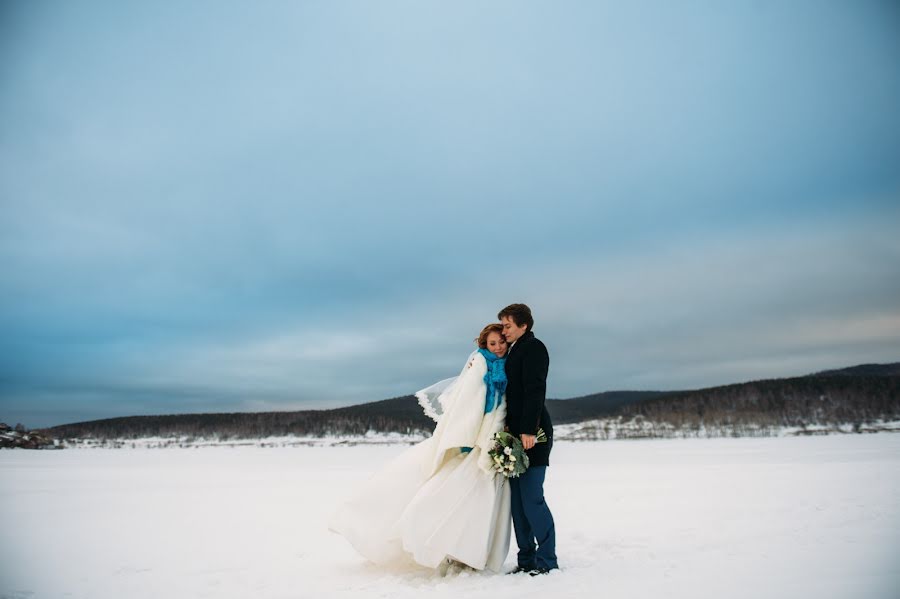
[{"xmin": 1, "ymin": 434, "xmax": 898, "ymax": 599}]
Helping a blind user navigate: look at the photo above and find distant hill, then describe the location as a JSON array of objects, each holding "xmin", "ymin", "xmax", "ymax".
[
  {"xmin": 40, "ymin": 361, "xmax": 899, "ymax": 442},
  {"xmin": 809, "ymin": 363, "xmax": 900, "ymax": 377},
  {"xmin": 612, "ymin": 373, "xmax": 899, "ymax": 438},
  {"xmin": 45, "ymin": 395, "xmax": 435, "ymax": 442},
  {"xmin": 42, "ymin": 390, "xmax": 671, "ymax": 441},
  {"xmin": 547, "ymin": 391, "xmax": 671, "ymax": 423}
]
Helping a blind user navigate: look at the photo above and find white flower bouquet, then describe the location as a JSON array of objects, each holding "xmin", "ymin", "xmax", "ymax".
[{"xmin": 488, "ymin": 429, "xmax": 548, "ymax": 478}]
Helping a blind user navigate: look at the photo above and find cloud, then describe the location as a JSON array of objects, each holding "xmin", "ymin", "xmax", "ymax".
[
  {"xmin": 3, "ymin": 206, "xmax": 898, "ymax": 427},
  {"xmin": 1, "ymin": 2, "xmax": 899, "ymax": 427}
]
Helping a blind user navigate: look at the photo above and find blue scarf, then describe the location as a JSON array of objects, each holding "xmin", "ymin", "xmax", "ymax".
[{"xmin": 478, "ymin": 348, "xmax": 507, "ymax": 413}]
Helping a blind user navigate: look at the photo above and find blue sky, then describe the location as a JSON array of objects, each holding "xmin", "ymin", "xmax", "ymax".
[{"xmin": 2, "ymin": 1, "xmax": 899, "ymax": 428}]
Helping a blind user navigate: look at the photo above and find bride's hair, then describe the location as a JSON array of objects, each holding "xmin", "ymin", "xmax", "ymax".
[{"xmin": 476, "ymin": 323, "xmax": 504, "ymax": 348}]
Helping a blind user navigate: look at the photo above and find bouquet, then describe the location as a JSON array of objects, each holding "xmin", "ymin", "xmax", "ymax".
[{"xmin": 488, "ymin": 428, "xmax": 548, "ymax": 478}]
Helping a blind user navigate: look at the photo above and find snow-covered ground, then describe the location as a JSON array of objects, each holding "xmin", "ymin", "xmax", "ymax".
[
  {"xmin": 1, "ymin": 434, "xmax": 898, "ymax": 599},
  {"xmin": 553, "ymin": 417, "xmax": 900, "ymax": 440}
]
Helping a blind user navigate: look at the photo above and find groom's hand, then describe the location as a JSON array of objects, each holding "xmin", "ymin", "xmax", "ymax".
[{"xmin": 521, "ymin": 434, "xmax": 536, "ymax": 450}]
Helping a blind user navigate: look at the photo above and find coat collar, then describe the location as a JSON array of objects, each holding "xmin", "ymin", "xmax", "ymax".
[{"xmin": 507, "ymin": 330, "xmax": 534, "ymax": 356}]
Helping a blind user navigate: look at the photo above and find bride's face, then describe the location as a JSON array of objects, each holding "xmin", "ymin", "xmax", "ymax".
[{"xmin": 485, "ymin": 331, "xmax": 508, "ymax": 358}]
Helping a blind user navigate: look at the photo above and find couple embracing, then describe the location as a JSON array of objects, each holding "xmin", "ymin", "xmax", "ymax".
[{"xmin": 328, "ymin": 303, "xmax": 558, "ymax": 576}]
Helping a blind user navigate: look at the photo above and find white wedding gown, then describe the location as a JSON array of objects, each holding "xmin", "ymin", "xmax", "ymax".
[{"xmin": 327, "ymin": 350, "xmax": 511, "ymax": 572}]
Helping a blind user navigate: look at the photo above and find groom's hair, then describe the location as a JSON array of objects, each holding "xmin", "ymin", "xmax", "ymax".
[{"xmin": 497, "ymin": 303, "xmax": 534, "ymax": 332}]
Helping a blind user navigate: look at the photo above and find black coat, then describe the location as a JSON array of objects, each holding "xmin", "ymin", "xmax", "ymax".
[{"xmin": 504, "ymin": 330, "xmax": 553, "ymax": 467}]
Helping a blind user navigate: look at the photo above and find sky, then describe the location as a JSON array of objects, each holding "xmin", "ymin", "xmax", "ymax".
[{"xmin": 1, "ymin": 1, "xmax": 899, "ymax": 428}]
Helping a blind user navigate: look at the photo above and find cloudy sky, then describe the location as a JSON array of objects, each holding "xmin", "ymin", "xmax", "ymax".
[{"xmin": 2, "ymin": 1, "xmax": 899, "ymax": 428}]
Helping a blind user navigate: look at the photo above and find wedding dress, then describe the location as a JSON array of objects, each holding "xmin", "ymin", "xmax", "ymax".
[{"xmin": 327, "ymin": 349, "xmax": 511, "ymax": 572}]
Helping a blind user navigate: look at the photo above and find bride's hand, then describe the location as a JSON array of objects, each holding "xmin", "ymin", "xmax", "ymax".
[{"xmin": 521, "ymin": 434, "xmax": 536, "ymax": 450}]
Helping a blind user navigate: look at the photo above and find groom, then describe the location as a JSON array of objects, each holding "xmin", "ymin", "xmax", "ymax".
[{"xmin": 498, "ymin": 303, "xmax": 558, "ymax": 575}]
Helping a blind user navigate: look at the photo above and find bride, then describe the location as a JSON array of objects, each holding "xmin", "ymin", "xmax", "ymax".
[{"xmin": 327, "ymin": 323, "xmax": 511, "ymax": 573}]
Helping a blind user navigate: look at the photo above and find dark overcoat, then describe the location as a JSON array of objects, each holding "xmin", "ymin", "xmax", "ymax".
[{"xmin": 504, "ymin": 330, "xmax": 553, "ymax": 467}]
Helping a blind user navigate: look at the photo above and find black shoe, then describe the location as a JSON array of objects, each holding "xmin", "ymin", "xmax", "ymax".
[
  {"xmin": 508, "ymin": 565, "xmax": 536, "ymax": 575},
  {"xmin": 528, "ymin": 566, "xmax": 559, "ymax": 576}
]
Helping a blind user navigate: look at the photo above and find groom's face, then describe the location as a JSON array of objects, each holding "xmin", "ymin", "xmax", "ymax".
[{"xmin": 500, "ymin": 316, "xmax": 528, "ymax": 344}]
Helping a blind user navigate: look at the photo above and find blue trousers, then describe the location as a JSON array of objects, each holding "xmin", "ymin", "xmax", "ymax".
[{"xmin": 509, "ymin": 465, "xmax": 557, "ymax": 569}]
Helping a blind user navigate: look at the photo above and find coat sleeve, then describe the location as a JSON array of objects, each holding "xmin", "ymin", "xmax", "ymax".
[
  {"xmin": 423, "ymin": 352, "xmax": 487, "ymax": 477},
  {"xmin": 519, "ymin": 339, "xmax": 549, "ymax": 435}
]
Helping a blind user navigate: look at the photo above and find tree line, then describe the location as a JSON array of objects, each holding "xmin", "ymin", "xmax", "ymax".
[{"xmin": 40, "ymin": 368, "xmax": 899, "ymax": 441}]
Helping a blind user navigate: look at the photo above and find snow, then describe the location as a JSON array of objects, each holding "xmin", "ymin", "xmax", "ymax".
[
  {"xmin": 1, "ymin": 434, "xmax": 898, "ymax": 599},
  {"xmin": 59, "ymin": 431, "xmax": 431, "ymax": 449},
  {"xmin": 552, "ymin": 418, "xmax": 900, "ymax": 440},
  {"xmin": 54, "ymin": 420, "xmax": 900, "ymax": 449}
]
